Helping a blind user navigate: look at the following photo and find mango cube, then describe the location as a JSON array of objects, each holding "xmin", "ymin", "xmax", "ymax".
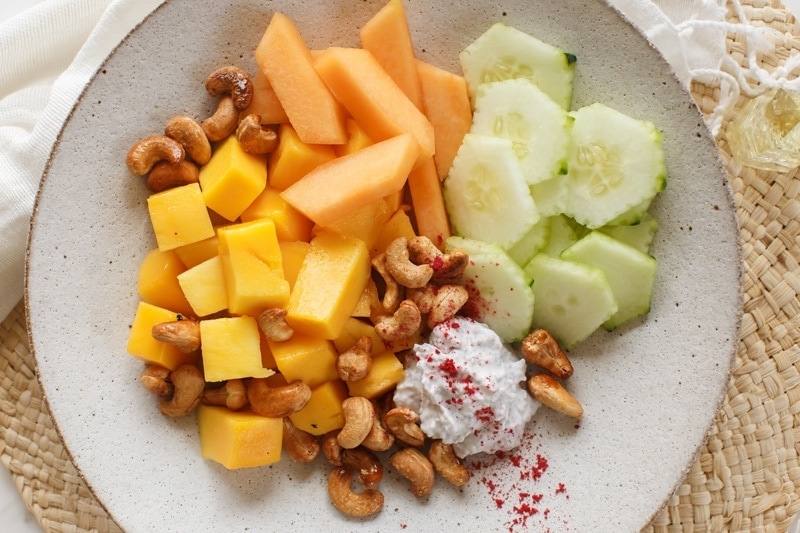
[
  {"xmin": 285, "ymin": 232, "xmax": 371, "ymax": 339},
  {"xmin": 278, "ymin": 241, "xmax": 310, "ymax": 290},
  {"xmin": 332, "ymin": 317, "xmax": 388, "ymax": 355},
  {"xmin": 147, "ymin": 183, "xmax": 215, "ymax": 251},
  {"xmin": 173, "ymin": 232, "xmax": 220, "ymax": 269},
  {"xmin": 318, "ymin": 199, "xmax": 393, "ymax": 249},
  {"xmin": 289, "ymin": 380, "xmax": 349, "ymax": 435},
  {"xmin": 372, "ymin": 208, "xmax": 417, "ymax": 256},
  {"xmin": 350, "ymin": 279, "xmax": 380, "ymax": 318},
  {"xmin": 177, "ymin": 256, "xmax": 228, "ymax": 317},
  {"xmin": 127, "ymin": 302, "xmax": 198, "ymax": 370},
  {"xmin": 200, "ymin": 316, "xmax": 274, "ymax": 382},
  {"xmin": 197, "ymin": 405, "xmax": 283, "ymax": 469},
  {"xmin": 268, "ymin": 123, "xmax": 336, "ymax": 190},
  {"xmin": 218, "ymin": 219, "xmax": 290, "ymax": 316},
  {"xmin": 268, "ymin": 333, "xmax": 339, "ymax": 388},
  {"xmin": 346, "ymin": 351, "xmax": 404, "ymax": 399},
  {"xmin": 137, "ymin": 248, "xmax": 195, "ymax": 317},
  {"xmin": 199, "ymin": 135, "xmax": 267, "ymax": 221},
  {"xmin": 240, "ymin": 185, "xmax": 314, "ymax": 242},
  {"xmin": 334, "ymin": 118, "xmax": 374, "ymax": 157}
]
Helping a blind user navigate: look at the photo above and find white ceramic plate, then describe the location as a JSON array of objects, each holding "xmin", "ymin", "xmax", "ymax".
[{"xmin": 26, "ymin": 0, "xmax": 742, "ymax": 531}]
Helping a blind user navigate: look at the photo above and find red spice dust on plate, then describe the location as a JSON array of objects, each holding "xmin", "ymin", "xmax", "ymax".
[{"xmin": 467, "ymin": 429, "xmax": 572, "ymax": 532}]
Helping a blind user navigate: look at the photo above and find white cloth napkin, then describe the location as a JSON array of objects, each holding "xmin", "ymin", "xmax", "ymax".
[{"xmin": 0, "ymin": 0, "xmax": 772, "ymax": 323}]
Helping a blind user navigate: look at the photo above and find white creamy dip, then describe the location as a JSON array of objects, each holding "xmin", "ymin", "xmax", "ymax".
[{"xmin": 393, "ymin": 316, "xmax": 538, "ymax": 458}]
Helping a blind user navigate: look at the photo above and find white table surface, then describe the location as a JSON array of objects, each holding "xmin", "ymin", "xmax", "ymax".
[{"xmin": 3, "ymin": 1, "xmax": 800, "ymax": 532}]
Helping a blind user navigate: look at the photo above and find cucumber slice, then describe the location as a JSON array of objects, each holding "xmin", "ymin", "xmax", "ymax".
[
  {"xmin": 530, "ymin": 176, "xmax": 568, "ymax": 218},
  {"xmin": 561, "ymin": 231, "xmax": 657, "ymax": 330},
  {"xmin": 444, "ymin": 133, "xmax": 539, "ymax": 249},
  {"xmin": 446, "ymin": 236, "xmax": 535, "ymax": 342},
  {"xmin": 459, "ymin": 22, "xmax": 575, "ymax": 110},
  {"xmin": 564, "ymin": 103, "xmax": 666, "ymax": 229},
  {"xmin": 598, "ymin": 211, "xmax": 659, "ymax": 253},
  {"xmin": 507, "ymin": 216, "xmax": 551, "ymax": 266},
  {"xmin": 527, "ymin": 254, "xmax": 617, "ymax": 349},
  {"xmin": 604, "ymin": 197, "xmax": 651, "ymax": 226},
  {"xmin": 538, "ymin": 214, "xmax": 578, "ymax": 258},
  {"xmin": 470, "ymin": 79, "xmax": 572, "ymax": 185}
]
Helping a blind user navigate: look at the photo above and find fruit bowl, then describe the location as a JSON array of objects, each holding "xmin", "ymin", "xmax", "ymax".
[{"xmin": 25, "ymin": 0, "xmax": 742, "ymax": 530}]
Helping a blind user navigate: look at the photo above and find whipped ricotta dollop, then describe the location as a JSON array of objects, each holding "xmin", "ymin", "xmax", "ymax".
[{"xmin": 393, "ymin": 316, "xmax": 538, "ymax": 458}]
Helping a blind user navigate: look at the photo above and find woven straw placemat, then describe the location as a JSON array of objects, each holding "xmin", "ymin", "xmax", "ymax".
[{"xmin": 3, "ymin": 1, "xmax": 800, "ymax": 531}]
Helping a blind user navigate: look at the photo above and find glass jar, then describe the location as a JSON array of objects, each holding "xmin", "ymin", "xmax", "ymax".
[{"xmin": 726, "ymin": 88, "xmax": 800, "ymax": 171}]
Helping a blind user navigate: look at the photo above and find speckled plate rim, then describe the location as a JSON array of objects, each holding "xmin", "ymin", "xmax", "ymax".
[{"xmin": 23, "ymin": 1, "xmax": 743, "ymax": 531}]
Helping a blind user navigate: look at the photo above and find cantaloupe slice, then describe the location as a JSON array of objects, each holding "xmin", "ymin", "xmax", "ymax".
[
  {"xmin": 280, "ymin": 134, "xmax": 419, "ymax": 227},
  {"xmin": 359, "ymin": 0, "xmax": 423, "ymax": 110},
  {"xmin": 417, "ymin": 59, "xmax": 472, "ymax": 180},
  {"xmin": 240, "ymin": 68, "xmax": 289, "ymax": 125},
  {"xmin": 407, "ymin": 156, "xmax": 450, "ymax": 248},
  {"xmin": 314, "ymin": 46, "xmax": 434, "ymax": 166},
  {"xmin": 255, "ymin": 13, "xmax": 347, "ymax": 145}
]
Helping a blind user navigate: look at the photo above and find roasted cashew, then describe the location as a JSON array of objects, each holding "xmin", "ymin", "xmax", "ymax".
[
  {"xmin": 236, "ymin": 114, "xmax": 278, "ymax": 155},
  {"xmin": 257, "ymin": 308, "xmax": 293, "ymax": 342},
  {"xmin": 158, "ymin": 364, "xmax": 204, "ymax": 418},
  {"xmin": 408, "ymin": 236, "xmax": 468, "ymax": 281},
  {"xmin": 371, "ymin": 253, "xmax": 403, "ymax": 315},
  {"xmin": 151, "ymin": 318, "xmax": 201, "ymax": 353},
  {"xmin": 337, "ymin": 336, "xmax": 372, "ymax": 382},
  {"xmin": 140, "ymin": 364, "xmax": 173, "ymax": 397},
  {"xmin": 205, "ymin": 66, "xmax": 254, "ymax": 111},
  {"xmin": 389, "ymin": 447, "xmax": 435, "ymax": 498},
  {"xmin": 126, "ymin": 135, "xmax": 184, "ymax": 176},
  {"xmin": 247, "ymin": 378, "xmax": 311, "ymax": 418},
  {"xmin": 361, "ymin": 406, "xmax": 395, "ymax": 452},
  {"xmin": 201, "ymin": 95, "xmax": 239, "ymax": 142},
  {"xmin": 146, "ymin": 159, "xmax": 200, "ymax": 192},
  {"xmin": 164, "ymin": 115, "xmax": 212, "ymax": 165},
  {"xmin": 427, "ymin": 284, "xmax": 469, "ymax": 328},
  {"xmin": 407, "ymin": 284, "xmax": 436, "ymax": 314},
  {"xmin": 428, "ymin": 440, "xmax": 470, "ymax": 487},
  {"xmin": 322, "ymin": 430, "xmax": 343, "ymax": 466},
  {"xmin": 382, "ymin": 406, "xmax": 425, "ymax": 447},
  {"xmin": 385, "ymin": 237, "xmax": 433, "ymax": 289},
  {"xmin": 341, "ymin": 447, "xmax": 383, "ymax": 490},
  {"xmin": 328, "ymin": 466, "xmax": 384, "ymax": 517},
  {"xmin": 282, "ymin": 417, "xmax": 320, "ymax": 463},
  {"xmin": 374, "ymin": 300, "xmax": 421, "ymax": 342},
  {"xmin": 202, "ymin": 379, "xmax": 247, "ymax": 410},
  {"xmin": 337, "ymin": 396, "xmax": 376, "ymax": 449},
  {"xmin": 527, "ymin": 373, "xmax": 583, "ymax": 419},
  {"xmin": 520, "ymin": 329, "xmax": 574, "ymax": 379}
]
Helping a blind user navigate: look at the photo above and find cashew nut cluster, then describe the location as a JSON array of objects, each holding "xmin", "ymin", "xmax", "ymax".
[{"xmin": 520, "ymin": 329, "xmax": 583, "ymax": 419}]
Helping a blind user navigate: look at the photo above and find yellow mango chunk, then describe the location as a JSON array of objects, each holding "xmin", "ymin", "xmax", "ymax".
[
  {"xmin": 126, "ymin": 302, "xmax": 198, "ymax": 370},
  {"xmin": 259, "ymin": 330, "xmax": 279, "ymax": 371},
  {"xmin": 177, "ymin": 256, "xmax": 228, "ymax": 317},
  {"xmin": 346, "ymin": 351, "xmax": 404, "ymax": 399},
  {"xmin": 268, "ymin": 333, "xmax": 339, "ymax": 388},
  {"xmin": 332, "ymin": 316, "xmax": 388, "ymax": 355},
  {"xmin": 173, "ymin": 232, "xmax": 220, "ymax": 269},
  {"xmin": 286, "ymin": 232, "xmax": 370, "ymax": 339},
  {"xmin": 268, "ymin": 123, "xmax": 336, "ymax": 191},
  {"xmin": 350, "ymin": 280, "xmax": 380, "ymax": 318},
  {"xmin": 289, "ymin": 380, "xmax": 349, "ymax": 435},
  {"xmin": 137, "ymin": 249, "xmax": 195, "ymax": 317},
  {"xmin": 200, "ymin": 316, "xmax": 274, "ymax": 382},
  {"xmin": 197, "ymin": 405, "xmax": 283, "ymax": 469},
  {"xmin": 240, "ymin": 184, "xmax": 314, "ymax": 242},
  {"xmin": 147, "ymin": 183, "xmax": 215, "ymax": 251},
  {"xmin": 334, "ymin": 118, "xmax": 374, "ymax": 157},
  {"xmin": 317, "ymin": 199, "xmax": 393, "ymax": 249},
  {"xmin": 372, "ymin": 208, "xmax": 417, "ymax": 256},
  {"xmin": 278, "ymin": 241, "xmax": 310, "ymax": 290},
  {"xmin": 218, "ymin": 219, "xmax": 290, "ymax": 316},
  {"xmin": 199, "ymin": 136, "xmax": 267, "ymax": 221}
]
